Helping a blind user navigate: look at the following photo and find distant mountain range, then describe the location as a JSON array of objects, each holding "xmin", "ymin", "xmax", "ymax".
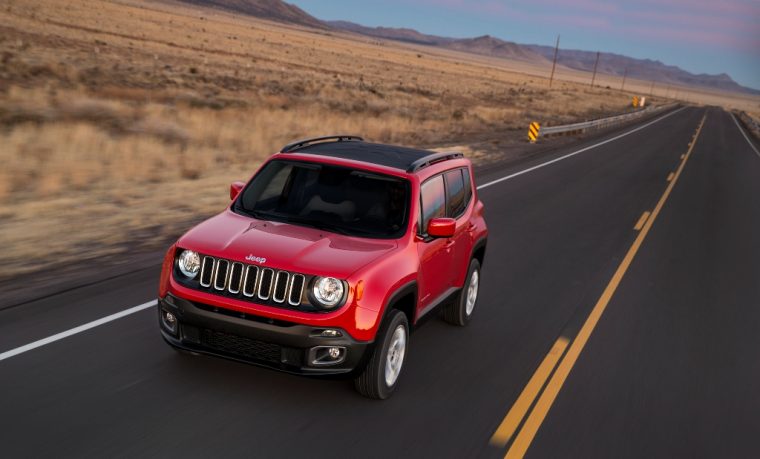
[
  {"xmin": 180, "ymin": 0, "xmax": 325, "ymax": 29},
  {"xmin": 524, "ymin": 45, "xmax": 755, "ymax": 94},
  {"xmin": 329, "ymin": 21, "xmax": 549, "ymax": 64},
  {"xmin": 178, "ymin": 0, "xmax": 758, "ymax": 95}
]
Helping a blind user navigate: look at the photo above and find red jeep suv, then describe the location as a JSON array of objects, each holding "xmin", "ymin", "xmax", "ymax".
[{"xmin": 158, "ymin": 135, "xmax": 488, "ymax": 398}]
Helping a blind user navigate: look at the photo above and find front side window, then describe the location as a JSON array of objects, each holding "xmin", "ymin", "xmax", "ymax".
[
  {"xmin": 419, "ymin": 174, "xmax": 446, "ymax": 234},
  {"xmin": 234, "ymin": 160, "xmax": 410, "ymax": 239},
  {"xmin": 419, "ymin": 167, "xmax": 473, "ymax": 234}
]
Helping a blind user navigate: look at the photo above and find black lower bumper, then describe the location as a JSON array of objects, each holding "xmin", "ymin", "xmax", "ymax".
[{"xmin": 158, "ymin": 294, "xmax": 372, "ymax": 377}]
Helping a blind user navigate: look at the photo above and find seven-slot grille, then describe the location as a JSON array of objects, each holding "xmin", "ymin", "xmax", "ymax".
[{"xmin": 198, "ymin": 255, "xmax": 306, "ymax": 306}]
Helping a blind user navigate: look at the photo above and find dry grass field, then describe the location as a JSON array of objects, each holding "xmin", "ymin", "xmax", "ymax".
[{"xmin": 0, "ymin": 0, "xmax": 752, "ymax": 283}]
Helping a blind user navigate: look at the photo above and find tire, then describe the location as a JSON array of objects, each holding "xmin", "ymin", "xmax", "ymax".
[
  {"xmin": 443, "ymin": 258, "xmax": 481, "ymax": 326},
  {"xmin": 354, "ymin": 309, "xmax": 409, "ymax": 400}
]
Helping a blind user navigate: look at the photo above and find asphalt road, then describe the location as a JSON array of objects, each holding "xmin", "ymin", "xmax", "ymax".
[{"xmin": 1, "ymin": 106, "xmax": 758, "ymax": 458}]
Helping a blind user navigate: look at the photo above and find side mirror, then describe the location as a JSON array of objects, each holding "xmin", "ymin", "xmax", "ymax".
[
  {"xmin": 427, "ymin": 217, "xmax": 456, "ymax": 238},
  {"xmin": 230, "ymin": 181, "xmax": 245, "ymax": 200}
]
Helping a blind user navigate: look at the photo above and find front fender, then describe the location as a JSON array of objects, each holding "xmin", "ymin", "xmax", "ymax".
[{"xmin": 347, "ymin": 245, "xmax": 418, "ymax": 339}]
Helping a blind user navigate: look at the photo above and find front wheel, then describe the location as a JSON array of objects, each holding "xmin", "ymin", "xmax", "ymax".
[
  {"xmin": 443, "ymin": 258, "xmax": 481, "ymax": 326},
  {"xmin": 354, "ymin": 309, "xmax": 409, "ymax": 399}
]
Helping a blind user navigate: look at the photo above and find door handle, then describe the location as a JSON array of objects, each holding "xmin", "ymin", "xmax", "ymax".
[
  {"xmin": 467, "ymin": 223, "xmax": 478, "ymax": 233},
  {"xmin": 444, "ymin": 239, "xmax": 456, "ymax": 248}
]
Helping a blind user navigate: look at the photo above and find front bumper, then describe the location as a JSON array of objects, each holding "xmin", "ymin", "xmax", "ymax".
[{"xmin": 158, "ymin": 294, "xmax": 372, "ymax": 376}]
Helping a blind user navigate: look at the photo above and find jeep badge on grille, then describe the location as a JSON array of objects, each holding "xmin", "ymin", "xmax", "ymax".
[{"xmin": 245, "ymin": 254, "xmax": 267, "ymax": 264}]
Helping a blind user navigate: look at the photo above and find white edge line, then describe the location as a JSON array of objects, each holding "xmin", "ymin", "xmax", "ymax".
[
  {"xmin": 1, "ymin": 106, "xmax": 689, "ymax": 362},
  {"xmin": 0, "ymin": 300, "xmax": 156, "ymax": 362},
  {"xmin": 476, "ymin": 106, "xmax": 687, "ymax": 191},
  {"xmin": 730, "ymin": 113, "xmax": 760, "ymax": 159}
]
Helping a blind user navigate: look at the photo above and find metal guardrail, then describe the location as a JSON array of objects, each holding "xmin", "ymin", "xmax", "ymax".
[{"xmin": 536, "ymin": 103, "xmax": 678, "ymax": 139}]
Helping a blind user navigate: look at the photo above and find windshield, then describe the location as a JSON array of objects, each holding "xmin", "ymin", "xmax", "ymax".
[{"xmin": 234, "ymin": 160, "xmax": 411, "ymax": 239}]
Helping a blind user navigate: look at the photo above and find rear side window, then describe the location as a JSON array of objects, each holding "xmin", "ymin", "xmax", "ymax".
[
  {"xmin": 420, "ymin": 175, "xmax": 445, "ymax": 233},
  {"xmin": 462, "ymin": 168, "xmax": 472, "ymax": 207},
  {"xmin": 444, "ymin": 169, "xmax": 466, "ymax": 218}
]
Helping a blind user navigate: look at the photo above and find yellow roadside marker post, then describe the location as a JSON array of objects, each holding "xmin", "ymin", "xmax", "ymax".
[{"xmin": 528, "ymin": 122, "xmax": 541, "ymax": 143}]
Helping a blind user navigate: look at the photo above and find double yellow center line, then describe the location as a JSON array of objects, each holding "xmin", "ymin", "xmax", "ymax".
[{"xmin": 491, "ymin": 113, "xmax": 708, "ymax": 458}]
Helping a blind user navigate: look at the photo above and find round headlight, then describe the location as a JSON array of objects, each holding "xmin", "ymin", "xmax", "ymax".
[
  {"xmin": 312, "ymin": 277, "xmax": 345, "ymax": 308},
  {"xmin": 177, "ymin": 250, "xmax": 200, "ymax": 279}
]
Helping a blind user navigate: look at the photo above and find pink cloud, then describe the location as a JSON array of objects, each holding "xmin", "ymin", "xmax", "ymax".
[
  {"xmin": 635, "ymin": 0, "xmax": 760, "ymax": 17},
  {"xmin": 619, "ymin": 6, "xmax": 758, "ymax": 52},
  {"xmin": 416, "ymin": 0, "xmax": 759, "ymax": 53},
  {"xmin": 417, "ymin": 0, "xmax": 613, "ymax": 28},
  {"xmin": 618, "ymin": 24, "xmax": 757, "ymax": 52},
  {"xmin": 424, "ymin": 0, "xmax": 759, "ymax": 14},
  {"xmin": 534, "ymin": 13, "xmax": 612, "ymax": 29},
  {"xmin": 626, "ymin": 10, "xmax": 757, "ymax": 33},
  {"xmin": 528, "ymin": 0, "xmax": 621, "ymax": 14}
]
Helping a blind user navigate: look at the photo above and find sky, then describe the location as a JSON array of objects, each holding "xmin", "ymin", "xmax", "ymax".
[{"xmin": 288, "ymin": 0, "xmax": 760, "ymax": 90}]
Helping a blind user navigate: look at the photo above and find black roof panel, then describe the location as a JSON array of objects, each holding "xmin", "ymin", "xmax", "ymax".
[{"xmin": 292, "ymin": 140, "xmax": 436, "ymax": 171}]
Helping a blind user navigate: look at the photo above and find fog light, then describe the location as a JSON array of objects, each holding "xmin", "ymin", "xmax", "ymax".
[
  {"xmin": 161, "ymin": 309, "xmax": 178, "ymax": 335},
  {"xmin": 309, "ymin": 345, "xmax": 346, "ymax": 366}
]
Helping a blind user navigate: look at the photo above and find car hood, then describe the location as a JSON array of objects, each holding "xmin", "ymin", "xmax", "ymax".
[{"xmin": 177, "ymin": 210, "xmax": 398, "ymax": 279}]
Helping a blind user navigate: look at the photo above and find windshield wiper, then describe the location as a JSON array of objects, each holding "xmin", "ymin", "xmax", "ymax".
[
  {"xmin": 236, "ymin": 208, "xmax": 377, "ymax": 237},
  {"xmin": 236, "ymin": 207, "xmax": 280, "ymax": 222},
  {"xmin": 278, "ymin": 215, "xmax": 352, "ymax": 235}
]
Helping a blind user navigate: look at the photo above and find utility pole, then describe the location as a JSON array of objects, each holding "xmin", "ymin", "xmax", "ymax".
[
  {"xmin": 549, "ymin": 34, "xmax": 560, "ymax": 88},
  {"xmin": 620, "ymin": 67, "xmax": 628, "ymax": 91},
  {"xmin": 590, "ymin": 51, "xmax": 600, "ymax": 87}
]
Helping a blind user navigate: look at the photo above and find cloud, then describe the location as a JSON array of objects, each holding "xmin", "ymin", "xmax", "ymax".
[
  {"xmin": 620, "ymin": 5, "xmax": 759, "ymax": 52},
  {"xmin": 619, "ymin": 25, "xmax": 758, "ymax": 52},
  {"xmin": 635, "ymin": 0, "xmax": 760, "ymax": 17},
  {"xmin": 418, "ymin": 0, "xmax": 759, "ymax": 53}
]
